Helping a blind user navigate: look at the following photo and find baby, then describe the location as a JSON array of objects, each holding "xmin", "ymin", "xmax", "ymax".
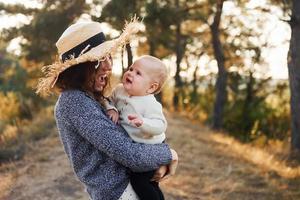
[{"xmin": 104, "ymin": 55, "xmax": 168, "ymax": 200}]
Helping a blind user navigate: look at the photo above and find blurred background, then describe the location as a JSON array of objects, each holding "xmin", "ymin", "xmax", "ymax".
[{"xmin": 0, "ymin": 0, "xmax": 300, "ymax": 199}]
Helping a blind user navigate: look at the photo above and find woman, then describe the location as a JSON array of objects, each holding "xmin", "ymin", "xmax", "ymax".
[{"xmin": 36, "ymin": 19, "xmax": 178, "ymax": 200}]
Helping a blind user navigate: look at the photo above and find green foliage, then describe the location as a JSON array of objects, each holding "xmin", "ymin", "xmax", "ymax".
[
  {"xmin": 0, "ymin": 44, "xmax": 55, "ymax": 162},
  {"xmin": 97, "ymin": 0, "xmax": 140, "ymax": 30},
  {"xmin": 0, "ymin": 92, "xmax": 20, "ymax": 123},
  {"xmin": 1, "ymin": 0, "xmax": 89, "ymax": 64},
  {"xmin": 223, "ymin": 72, "xmax": 290, "ymax": 142},
  {"xmin": 0, "ymin": 106, "xmax": 56, "ymax": 163},
  {"xmin": 143, "ymin": 1, "xmax": 176, "ymax": 49},
  {"xmin": 0, "ymin": 1, "xmax": 92, "ymax": 162},
  {"xmin": 0, "ymin": 56, "xmax": 27, "ymax": 92},
  {"xmin": 177, "ymin": 71, "xmax": 290, "ymax": 143},
  {"xmin": 0, "ymin": 2, "xmax": 38, "ymax": 15},
  {"xmin": 0, "ymin": 45, "xmax": 39, "ymax": 119},
  {"xmin": 174, "ymin": 73, "xmax": 215, "ymax": 122},
  {"xmin": 0, "ymin": 0, "xmax": 293, "ymax": 159}
]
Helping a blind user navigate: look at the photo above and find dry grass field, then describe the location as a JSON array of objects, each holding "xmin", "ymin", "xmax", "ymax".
[{"xmin": 0, "ymin": 112, "xmax": 299, "ymax": 200}]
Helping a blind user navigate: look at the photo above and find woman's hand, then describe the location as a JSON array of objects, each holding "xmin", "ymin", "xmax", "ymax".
[
  {"xmin": 151, "ymin": 165, "xmax": 168, "ymax": 182},
  {"xmin": 107, "ymin": 109, "xmax": 119, "ymax": 124},
  {"xmin": 151, "ymin": 149, "xmax": 178, "ymax": 182}
]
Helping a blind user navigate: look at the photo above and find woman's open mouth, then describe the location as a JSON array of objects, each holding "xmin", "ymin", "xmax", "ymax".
[{"xmin": 96, "ymin": 74, "xmax": 107, "ymax": 87}]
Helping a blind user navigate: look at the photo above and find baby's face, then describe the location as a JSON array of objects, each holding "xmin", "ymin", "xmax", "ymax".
[{"xmin": 122, "ymin": 59, "xmax": 157, "ymax": 96}]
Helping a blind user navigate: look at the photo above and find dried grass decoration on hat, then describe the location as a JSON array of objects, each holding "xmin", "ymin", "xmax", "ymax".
[{"xmin": 36, "ymin": 18, "xmax": 140, "ymax": 96}]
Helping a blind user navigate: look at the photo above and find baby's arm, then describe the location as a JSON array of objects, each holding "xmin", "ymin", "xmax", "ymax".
[
  {"xmin": 107, "ymin": 109, "xmax": 119, "ymax": 124},
  {"xmin": 103, "ymin": 89, "xmax": 119, "ymax": 124},
  {"xmin": 128, "ymin": 101, "xmax": 167, "ymax": 136},
  {"xmin": 128, "ymin": 114, "xmax": 143, "ymax": 127}
]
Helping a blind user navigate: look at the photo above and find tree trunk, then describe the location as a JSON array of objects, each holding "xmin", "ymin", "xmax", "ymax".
[
  {"xmin": 126, "ymin": 43, "xmax": 133, "ymax": 68},
  {"xmin": 121, "ymin": 47, "xmax": 125, "ymax": 76},
  {"xmin": 211, "ymin": 0, "xmax": 227, "ymax": 130},
  {"xmin": 288, "ymin": 0, "xmax": 300, "ymax": 158},
  {"xmin": 173, "ymin": 24, "xmax": 183, "ymax": 110},
  {"xmin": 242, "ymin": 71, "xmax": 254, "ymax": 136},
  {"xmin": 172, "ymin": 0, "xmax": 185, "ymax": 110},
  {"xmin": 173, "ymin": 19, "xmax": 185, "ymax": 111},
  {"xmin": 191, "ymin": 65, "xmax": 199, "ymax": 104},
  {"xmin": 149, "ymin": 39, "xmax": 156, "ymax": 57},
  {"xmin": 149, "ymin": 39, "xmax": 163, "ymax": 103}
]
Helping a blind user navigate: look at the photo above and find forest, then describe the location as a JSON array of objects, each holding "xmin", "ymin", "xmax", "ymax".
[{"xmin": 0, "ymin": 1, "xmax": 300, "ymax": 199}]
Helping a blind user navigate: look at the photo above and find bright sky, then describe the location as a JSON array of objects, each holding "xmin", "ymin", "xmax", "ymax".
[{"xmin": 0, "ymin": 0, "xmax": 291, "ymax": 80}]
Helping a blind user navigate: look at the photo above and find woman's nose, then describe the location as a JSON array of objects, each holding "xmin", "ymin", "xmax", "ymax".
[{"xmin": 101, "ymin": 59, "xmax": 112, "ymax": 73}]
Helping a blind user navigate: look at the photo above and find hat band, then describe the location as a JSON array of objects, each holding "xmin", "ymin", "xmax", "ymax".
[{"xmin": 61, "ymin": 32, "xmax": 106, "ymax": 62}]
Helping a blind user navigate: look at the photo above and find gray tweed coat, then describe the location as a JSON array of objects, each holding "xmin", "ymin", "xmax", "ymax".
[{"xmin": 54, "ymin": 90, "xmax": 172, "ymax": 200}]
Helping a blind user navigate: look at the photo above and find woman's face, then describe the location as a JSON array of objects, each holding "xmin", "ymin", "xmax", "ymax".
[{"xmin": 94, "ymin": 56, "xmax": 112, "ymax": 92}]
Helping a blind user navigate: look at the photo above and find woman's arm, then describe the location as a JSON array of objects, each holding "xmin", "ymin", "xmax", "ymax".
[
  {"xmin": 151, "ymin": 149, "xmax": 178, "ymax": 182},
  {"xmin": 60, "ymin": 91, "xmax": 172, "ymax": 172}
]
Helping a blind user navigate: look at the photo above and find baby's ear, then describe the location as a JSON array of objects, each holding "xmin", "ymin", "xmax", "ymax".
[{"xmin": 147, "ymin": 82, "xmax": 159, "ymax": 94}]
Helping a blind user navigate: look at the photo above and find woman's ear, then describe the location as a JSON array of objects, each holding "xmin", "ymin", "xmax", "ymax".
[{"xmin": 146, "ymin": 82, "xmax": 159, "ymax": 94}]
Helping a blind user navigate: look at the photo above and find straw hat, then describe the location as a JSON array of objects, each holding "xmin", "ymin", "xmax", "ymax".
[{"xmin": 36, "ymin": 18, "xmax": 139, "ymax": 96}]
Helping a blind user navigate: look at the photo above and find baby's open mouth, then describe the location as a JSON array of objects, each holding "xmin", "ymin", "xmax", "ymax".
[{"xmin": 125, "ymin": 77, "xmax": 132, "ymax": 84}]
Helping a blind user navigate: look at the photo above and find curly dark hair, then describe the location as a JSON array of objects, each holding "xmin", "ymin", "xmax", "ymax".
[{"xmin": 55, "ymin": 61, "xmax": 109, "ymax": 100}]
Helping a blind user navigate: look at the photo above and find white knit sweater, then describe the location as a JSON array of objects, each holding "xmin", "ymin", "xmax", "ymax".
[{"xmin": 105, "ymin": 84, "xmax": 167, "ymax": 144}]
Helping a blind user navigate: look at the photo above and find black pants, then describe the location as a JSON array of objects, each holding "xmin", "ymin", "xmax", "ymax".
[{"xmin": 130, "ymin": 170, "xmax": 164, "ymax": 200}]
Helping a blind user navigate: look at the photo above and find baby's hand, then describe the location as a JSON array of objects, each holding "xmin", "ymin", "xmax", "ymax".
[
  {"xmin": 128, "ymin": 114, "xmax": 143, "ymax": 127},
  {"xmin": 107, "ymin": 109, "xmax": 119, "ymax": 124}
]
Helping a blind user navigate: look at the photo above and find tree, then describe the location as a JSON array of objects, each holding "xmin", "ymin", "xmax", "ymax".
[
  {"xmin": 267, "ymin": 0, "xmax": 300, "ymax": 158},
  {"xmin": 176, "ymin": 0, "xmax": 227, "ymax": 127},
  {"xmin": 96, "ymin": 0, "xmax": 141, "ymax": 74},
  {"xmin": 0, "ymin": 0, "xmax": 89, "ymax": 65},
  {"xmin": 142, "ymin": 0, "xmax": 175, "ymax": 103},
  {"xmin": 0, "ymin": 0, "xmax": 89, "ymax": 114},
  {"xmin": 188, "ymin": 0, "xmax": 270, "ymax": 130},
  {"xmin": 172, "ymin": 0, "xmax": 189, "ymax": 110},
  {"xmin": 287, "ymin": 0, "xmax": 300, "ymax": 157},
  {"xmin": 210, "ymin": 0, "xmax": 227, "ymax": 129}
]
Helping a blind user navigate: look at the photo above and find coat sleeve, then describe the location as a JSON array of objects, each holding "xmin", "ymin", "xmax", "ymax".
[
  {"xmin": 103, "ymin": 95, "xmax": 118, "ymax": 112},
  {"xmin": 139, "ymin": 100, "xmax": 167, "ymax": 136},
  {"xmin": 64, "ymin": 93, "xmax": 172, "ymax": 172},
  {"xmin": 103, "ymin": 84, "xmax": 122, "ymax": 112}
]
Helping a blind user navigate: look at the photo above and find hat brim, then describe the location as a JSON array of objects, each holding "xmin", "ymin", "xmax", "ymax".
[{"xmin": 36, "ymin": 19, "xmax": 139, "ymax": 96}]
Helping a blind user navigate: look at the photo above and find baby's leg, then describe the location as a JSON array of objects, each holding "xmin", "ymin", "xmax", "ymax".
[
  {"xmin": 130, "ymin": 170, "xmax": 164, "ymax": 200},
  {"xmin": 152, "ymin": 181, "xmax": 165, "ymax": 200}
]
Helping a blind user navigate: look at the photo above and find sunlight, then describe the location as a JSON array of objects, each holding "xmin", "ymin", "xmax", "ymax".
[
  {"xmin": 1, "ymin": 0, "xmax": 42, "ymax": 8},
  {"xmin": 0, "ymin": 14, "xmax": 32, "ymax": 29},
  {"xmin": 0, "ymin": 0, "xmax": 291, "ymax": 80},
  {"xmin": 210, "ymin": 133, "xmax": 300, "ymax": 179},
  {"xmin": 0, "ymin": 1, "xmax": 298, "ymax": 199},
  {"xmin": 223, "ymin": 0, "xmax": 290, "ymax": 80},
  {"xmin": 7, "ymin": 37, "xmax": 22, "ymax": 55},
  {"xmin": 247, "ymin": 0, "xmax": 267, "ymax": 8},
  {"xmin": 0, "ymin": 173, "xmax": 15, "ymax": 199}
]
